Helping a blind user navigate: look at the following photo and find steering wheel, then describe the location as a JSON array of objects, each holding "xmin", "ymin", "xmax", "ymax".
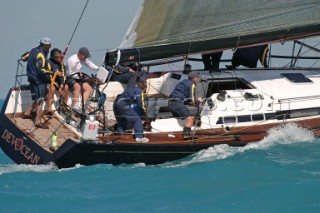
[
  {"xmin": 68, "ymin": 72, "xmax": 105, "ymax": 116},
  {"xmin": 86, "ymin": 89, "xmax": 105, "ymax": 115},
  {"xmin": 68, "ymin": 72, "xmax": 91, "ymax": 82}
]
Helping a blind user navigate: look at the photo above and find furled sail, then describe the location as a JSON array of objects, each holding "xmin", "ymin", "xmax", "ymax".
[{"xmin": 105, "ymin": 0, "xmax": 320, "ymax": 65}]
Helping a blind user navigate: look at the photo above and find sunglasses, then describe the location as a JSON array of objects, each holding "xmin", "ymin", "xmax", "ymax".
[{"xmin": 53, "ymin": 55, "xmax": 63, "ymax": 59}]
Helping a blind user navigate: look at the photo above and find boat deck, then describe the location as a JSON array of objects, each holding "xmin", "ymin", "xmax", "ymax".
[{"xmin": 7, "ymin": 113, "xmax": 81, "ymax": 153}]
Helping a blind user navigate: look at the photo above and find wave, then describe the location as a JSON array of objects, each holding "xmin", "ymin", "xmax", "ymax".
[
  {"xmin": 162, "ymin": 123, "xmax": 315, "ymax": 168},
  {"xmin": 0, "ymin": 162, "xmax": 58, "ymax": 175},
  {"xmin": 0, "ymin": 162, "xmax": 89, "ymax": 175},
  {"xmin": 0, "ymin": 123, "xmax": 315, "ymax": 172}
]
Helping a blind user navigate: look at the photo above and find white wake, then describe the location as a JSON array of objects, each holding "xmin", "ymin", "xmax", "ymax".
[
  {"xmin": 163, "ymin": 123, "xmax": 315, "ymax": 168},
  {"xmin": 1, "ymin": 123, "xmax": 315, "ymax": 171},
  {"xmin": 0, "ymin": 162, "xmax": 58, "ymax": 175}
]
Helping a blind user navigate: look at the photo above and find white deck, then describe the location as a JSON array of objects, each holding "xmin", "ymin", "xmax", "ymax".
[{"xmin": 5, "ymin": 68, "xmax": 320, "ymax": 136}]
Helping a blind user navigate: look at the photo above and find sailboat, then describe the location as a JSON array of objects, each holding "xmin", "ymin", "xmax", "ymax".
[{"xmin": 1, "ymin": 0, "xmax": 320, "ymax": 168}]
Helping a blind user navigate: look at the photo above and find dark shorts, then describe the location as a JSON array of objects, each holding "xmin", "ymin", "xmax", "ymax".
[
  {"xmin": 30, "ymin": 83, "xmax": 47, "ymax": 101},
  {"xmin": 168, "ymin": 100, "xmax": 190, "ymax": 119},
  {"xmin": 67, "ymin": 78, "xmax": 93, "ymax": 91},
  {"xmin": 66, "ymin": 78, "xmax": 79, "ymax": 89}
]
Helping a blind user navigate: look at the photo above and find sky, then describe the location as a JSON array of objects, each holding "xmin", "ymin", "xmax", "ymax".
[
  {"xmin": 0, "ymin": 0, "xmax": 319, "ymax": 99},
  {"xmin": 0, "ymin": 0, "xmax": 142, "ymax": 98}
]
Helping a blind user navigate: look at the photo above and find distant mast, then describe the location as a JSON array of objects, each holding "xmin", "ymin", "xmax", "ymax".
[{"xmin": 105, "ymin": 0, "xmax": 320, "ymax": 66}]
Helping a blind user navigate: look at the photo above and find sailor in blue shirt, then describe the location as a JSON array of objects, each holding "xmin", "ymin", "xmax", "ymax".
[
  {"xmin": 168, "ymin": 71, "xmax": 203, "ymax": 138},
  {"xmin": 231, "ymin": 44, "xmax": 269, "ymax": 68},
  {"xmin": 26, "ymin": 41, "xmax": 52, "ymax": 85},
  {"xmin": 47, "ymin": 48, "xmax": 68, "ymax": 114},
  {"xmin": 113, "ymin": 81, "xmax": 149, "ymax": 143},
  {"xmin": 108, "ymin": 62, "xmax": 147, "ymax": 87},
  {"xmin": 22, "ymin": 37, "xmax": 55, "ymax": 129}
]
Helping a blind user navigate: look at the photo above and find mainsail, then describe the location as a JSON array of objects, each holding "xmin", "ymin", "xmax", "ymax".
[{"xmin": 105, "ymin": 0, "xmax": 320, "ymax": 65}]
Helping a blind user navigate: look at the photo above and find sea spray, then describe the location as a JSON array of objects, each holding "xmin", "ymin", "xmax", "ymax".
[
  {"xmin": 0, "ymin": 163, "xmax": 57, "ymax": 175},
  {"xmin": 0, "ymin": 123, "xmax": 315, "ymax": 172},
  {"xmin": 163, "ymin": 123, "xmax": 315, "ymax": 168},
  {"xmin": 246, "ymin": 122, "xmax": 315, "ymax": 150}
]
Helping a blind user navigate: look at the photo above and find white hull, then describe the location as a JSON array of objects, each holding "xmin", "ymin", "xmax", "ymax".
[{"xmin": 5, "ymin": 67, "xmax": 320, "ymax": 135}]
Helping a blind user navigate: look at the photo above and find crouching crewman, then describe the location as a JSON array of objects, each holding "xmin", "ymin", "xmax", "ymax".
[
  {"xmin": 168, "ymin": 71, "xmax": 203, "ymax": 139},
  {"xmin": 113, "ymin": 81, "xmax": 149, "ymax": 143}
]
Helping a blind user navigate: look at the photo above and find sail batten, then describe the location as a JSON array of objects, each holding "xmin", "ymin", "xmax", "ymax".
[{"xmin": 105, "ymin": 0, "xmax": 320, "ymax": 65}]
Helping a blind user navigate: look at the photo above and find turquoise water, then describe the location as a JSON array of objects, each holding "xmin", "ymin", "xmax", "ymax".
[{"xmin": 1, "ymin": 99, "xmax": 320, "ymax": 213}]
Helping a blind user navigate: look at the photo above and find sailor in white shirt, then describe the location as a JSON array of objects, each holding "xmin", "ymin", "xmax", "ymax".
[{"xmin": 66, "ymin": 47, "xmax": 99, "ymax": 110}]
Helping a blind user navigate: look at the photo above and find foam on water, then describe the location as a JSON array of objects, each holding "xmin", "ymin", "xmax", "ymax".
[
  {"xmin": 248, "ymin": 122, "xmax": 315, "ymax": 149},
  {"xmin": 122, "ymin": 162, "xmax": 147, "ymax": 169},
  {"xmin": 0, "ymin": 163, "xmax": 58, "ymax": 175},
  {"xmin": 163, "ymin": 123, "xmax": 315, "ymax": 168},
  {"xmin": 58, "ymin": 163, "xmax": 83, "ymax": 172},
  {"xmin": 0, "ymin": 123, "xmax": 316, "ymax": 172}
]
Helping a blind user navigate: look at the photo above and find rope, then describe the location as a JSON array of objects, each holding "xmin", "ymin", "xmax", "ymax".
[
  {"xmin": 280, "ymin": 29, "xmax": 289, "ymax": 45},
  {"xmin": 232, "ymin": 36, "xmax": 241, "ymax": 52},
  {"xmin": 67, "ymin": 0, "xmax": 89, "ymax": 47},
  {"xmin": 135, "ymin": 48, "xmax": 141, "ymax": 63}
]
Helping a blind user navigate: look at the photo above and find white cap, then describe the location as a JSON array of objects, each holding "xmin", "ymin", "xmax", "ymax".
[{"xmin": 39, "ymin": 37, "xmax": 52, "ymax": 45}]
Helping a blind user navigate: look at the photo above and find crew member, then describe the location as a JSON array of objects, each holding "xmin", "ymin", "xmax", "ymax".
[
  {"xmin": 108, "ymin": 62, "xmax": 147, "ymax": 88},
  {"xmin": 202, "ymin": 51, "xmax": 223, "ymax": 72},
  {"xmin": 47, "ymin": 48, "xmax": 68, "ymax": 114},
  {"xmin": 168, "ymin": 71, "xmax": 203, "ymax": 138},
  {"xmin": 66, "ymin": 47, "xmax": 99, "ymax": 110},
  {"xmin": 231, "ymin": 44, "xmax": 269, "ymax": 68},
  {"xmin": 113, "ymin": 81, "xmax": 149, "ymax": 143},
  {"xmin": 22, "ymin": 37, "xmax": 57, "ymax": 128}
]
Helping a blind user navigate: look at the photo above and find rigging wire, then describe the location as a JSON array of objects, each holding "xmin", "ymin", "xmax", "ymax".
[
  {"xmin": 63, "ymin": 0, "xmax": 90, "ymax": 57},
  {"xmin": 42, "ymin": 0, "xmax": 91, "ymax": 145},
  {"xmin": 283, "ymin": 39, "xmax": 320, "ymax": 68},
  {"xmin": 311, "ymin": 59, "xmax": 320, "ymax": 67}
]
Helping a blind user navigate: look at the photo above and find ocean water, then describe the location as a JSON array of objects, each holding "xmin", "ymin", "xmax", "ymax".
[{"xmin": 1, "ymin": 99, "xmax": 320, "ymax": 213}]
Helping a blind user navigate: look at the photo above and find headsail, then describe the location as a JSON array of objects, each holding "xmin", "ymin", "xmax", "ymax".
[{"xmin": 105, "ymin": 0, "xmax": 320, "ymax": 65}]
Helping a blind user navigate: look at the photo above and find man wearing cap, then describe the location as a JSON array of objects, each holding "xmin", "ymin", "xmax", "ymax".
[
  {"xmin": 66, "ymin": 47, "xmax": 99, "ymax": 110},
  {"xmin": 168, "ymin": 71, "xmax": 203, "ymax": 139},
  {"xmin": 22, "ymin": 37, "xmax": 60, "ymax": 128}
]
